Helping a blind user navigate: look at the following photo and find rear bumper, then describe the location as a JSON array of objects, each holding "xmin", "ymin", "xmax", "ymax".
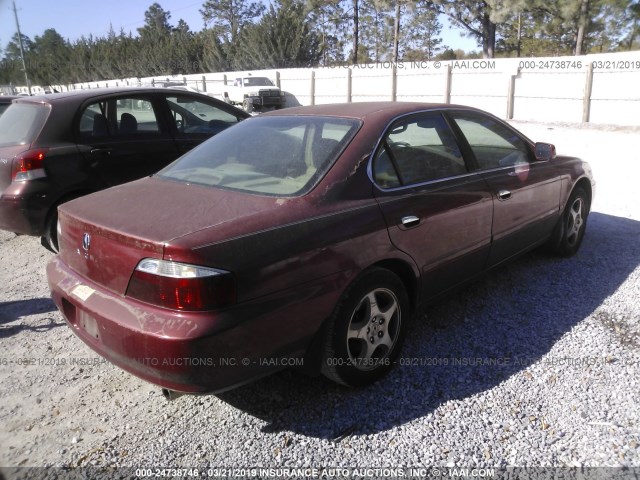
[
  {"xmin": 0, "ymin": 194, "xmax": 38, "ymax": 235},
  {"xmin": 0, "ymin": 182, "xmax": 49, "ymax": 236},
  {"xmin": 47, "ymin": 256, "xmax": 343, "ymax": 393}
]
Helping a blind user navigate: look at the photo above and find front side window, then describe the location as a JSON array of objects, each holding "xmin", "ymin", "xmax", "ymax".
[
  {"xmin": 78, "ymin": 97, "xmax": 160, "ymax": 139},
  {"xmin": 373, "ymin": 112, "xmax": 467, "ymax": 188},
  {"xmin": 166, "ymin": 95, "xmax": 240, "ymax": 136},
  {"xmin": 450, "ymin": 111, "xmax": 531, "ymax": 170},
  {"xmin": 157, "ymin": 116, "xmax": 360, "ymax": 196}
]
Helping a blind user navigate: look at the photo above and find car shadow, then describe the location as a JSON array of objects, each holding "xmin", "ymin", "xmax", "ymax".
[
  {"xmin": 216, "ymin": 212, "xmax": 640, "ymax": 439},
  {"xmin": 0, "ymin": 298, "xmax": 64, "ymax": 338}
]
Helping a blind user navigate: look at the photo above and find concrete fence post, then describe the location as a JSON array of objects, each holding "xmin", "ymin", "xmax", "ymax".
[
  {"xmin": 223, "ymin": 74, "xmax": 227, "ymax": 86},
  {"xmin": 310, "ymin": 70, "xmax": 316, "ymax": 106},
  {"xmin": 507, "ymin": 75, "xmax": 516, "ymax": 119},
  {"xmin": 445, "ymin": 64, "xmax": 452, "ymax": 104},
  {"xmin": 202, "ymin": 75, "xmax": 207, "ymax": 92},
  {"xmin": 276, "ymin": 71, "xmax": 281, "ymax": 89},
  {"xmin": 391, "ymin": 65, "xmax": 397, "ymax": 101},
  {"xmin": 582, "ymin": 62, "xmax": 594, "ymax": 123},
  {"xmin": 347, "ymin": 68, "xmax": 352, "ymax": 103}
]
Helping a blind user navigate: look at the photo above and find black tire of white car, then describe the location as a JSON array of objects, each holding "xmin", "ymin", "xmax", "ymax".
[
  {"xmin": 548, "ymin": 187, "xmax": 589, "ymax": 257},
  {"xmin": 243, "ymin": 99, "xmax": 254, "ymax": 113},
  {"xmin": 321, "ymin": 268, "xmax": 410, "ymax": 387}
]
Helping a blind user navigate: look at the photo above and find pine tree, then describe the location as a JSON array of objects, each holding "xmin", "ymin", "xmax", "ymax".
[{"xmin": 237, "ymin": 0, "xmax": 320, "ymax": 69}]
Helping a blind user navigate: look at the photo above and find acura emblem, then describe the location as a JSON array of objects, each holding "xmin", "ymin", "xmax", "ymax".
[{"xmin": 82, "ymin": 233, "xmax": 91, "ymax": 251}]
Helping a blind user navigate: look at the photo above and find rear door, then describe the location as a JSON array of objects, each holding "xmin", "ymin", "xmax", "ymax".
[
  {"xmin": 372, "ymin": 111, "xmax": 494, "ymax": 299},
  {"xmin": 447, "ymin": 110, "xmax": 561, "ymax": 267},
  {"xmin": 76, "ymin": 94, "xmax": 179, "ymax": 187}
]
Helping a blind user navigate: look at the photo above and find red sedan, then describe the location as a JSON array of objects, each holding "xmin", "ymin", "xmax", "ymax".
[{"xmin": 47, "ymin": 102, "xmax": 595, "ymax": 396}]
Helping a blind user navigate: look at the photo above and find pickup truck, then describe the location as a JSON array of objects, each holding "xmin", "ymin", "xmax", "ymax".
[{"xmin": 223, "ymin": 76, "xmax": 285, "ymax": 113}]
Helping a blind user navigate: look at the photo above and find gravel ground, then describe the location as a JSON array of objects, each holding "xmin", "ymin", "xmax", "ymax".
[{"xmin": 0, "ymin": 122, "xmax": 639, "ymax": 476}]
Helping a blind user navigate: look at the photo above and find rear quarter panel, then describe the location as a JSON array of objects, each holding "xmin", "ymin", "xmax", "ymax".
[{"xmin": 160, "ymin": 116, "xmax": 420, "ymax": 354}]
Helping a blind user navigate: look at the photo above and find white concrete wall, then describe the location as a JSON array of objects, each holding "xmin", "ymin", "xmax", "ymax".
[{"xmin": 17, "ymin": 50, "xmax": 640, "ymax": 126}]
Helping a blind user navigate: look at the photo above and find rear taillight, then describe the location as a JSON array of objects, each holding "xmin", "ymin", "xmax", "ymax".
[
  {"xmin": 126, "ymin": 259, "xmax": 236, "ymax": 311},
  {"xmin": 12, "ymin": 148, "xmax": 49, "ymax": 181}
]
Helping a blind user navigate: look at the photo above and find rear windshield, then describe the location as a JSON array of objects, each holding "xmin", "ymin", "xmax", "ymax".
[
  {"xmin": 0, "ymin": 103, "xmax": 49, "ymax": 148},
  {"xmin": 157, "ymin": 116, "xmax": 361, "ymax": 196}
]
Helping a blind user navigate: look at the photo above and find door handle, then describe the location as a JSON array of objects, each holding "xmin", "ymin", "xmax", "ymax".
[
  {"xmin": 401, "ymin": 215, "xmax": 420, "ymax": 228},
  {"xmin": 90, "ymin": 148, "xmax": 112, "ymax": 156},
  {"xmin": 497, "ymin": 189, "xmax": 512, "ymax": 201}
]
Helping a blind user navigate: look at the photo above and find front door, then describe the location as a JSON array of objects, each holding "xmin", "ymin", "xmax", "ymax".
[
  {"xmin": 447, "ymin": 110, "xmax": 562, "ymax": 267},
  {"xmin": 162, "ymin": 94, "xmax": 245, "ymax": 154}
]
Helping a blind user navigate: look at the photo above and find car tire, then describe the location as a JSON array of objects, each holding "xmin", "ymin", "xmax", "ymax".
[
  {"xmin": 242, "ymin": 99, "xmax": 254, "ymax": 113},
  {"xmin": 42, "ymin": 195, "xmax": 78, "ymax": 253},
  {"xmin": 321, "ymin": 268, "xmax": 410, "ymax": 387},
  {"xmin": 547, "ymin": 187, "xmax": 589, "ymax": 257},
  {"xmin": 42, "ymin": 207, "xmax": 60, "ymax": 253}
]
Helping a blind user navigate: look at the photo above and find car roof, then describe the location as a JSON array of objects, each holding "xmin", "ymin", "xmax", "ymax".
[
  {"xmin": 12, "ymin": 87, "xmax": 211, "ymax": 106},
  {"xmin": 264, "ymin": 101, "xmax": 472, "ymax": 120},
  {"xmin": 0, "ymin": 95, "xmax": 18, "ymax": 103}
]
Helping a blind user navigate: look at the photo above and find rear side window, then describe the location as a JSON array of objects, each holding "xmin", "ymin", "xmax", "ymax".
[
  {"xmin": 78, "ymin": 97, "xmax": 161, "ymax": 139},
  {"xmin": 0, "ymin": 103, "xmax": 49, "ymax": 147},
  {"xmin": 373, "ymin": 112, "xmax": 467, "ymax": 188},
  {"xmin": 158, "ymin": 116, "xmax": 360, "ymax": 196}
]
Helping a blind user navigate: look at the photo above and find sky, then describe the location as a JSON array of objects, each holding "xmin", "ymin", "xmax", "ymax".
[{"xmin": 0, "ymin": 0, "xmax": 479, "ymax": 60}]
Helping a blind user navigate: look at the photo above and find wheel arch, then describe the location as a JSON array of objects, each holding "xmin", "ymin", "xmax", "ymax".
[
  {"xmin": 370, "ymin": 258, "xmax": 420, "ymax": 312},
  {"xmin": 45, "ymin": 189, "xmax": 96, "ymax": 224},
  {"xmin": 301, "ymin": 257, "xmax": 419, "ymax": 375},
  {"xmin": 572, "ymin": 177, "xmax": 593, "ymax": 211},
  {"xmin": 42, "ymin": 189, "xmax": 96, "ymax": 252}
]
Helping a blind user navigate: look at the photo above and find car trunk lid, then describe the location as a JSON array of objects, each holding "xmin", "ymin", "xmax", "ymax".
[{"xmin": 57, "ymin": 177, "xmax": 282, "ymax": 296}]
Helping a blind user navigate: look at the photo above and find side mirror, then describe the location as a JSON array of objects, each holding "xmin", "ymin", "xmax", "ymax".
[{"xmin": 534, "ymin": 142, "xmax": 556, "ymax": 161}]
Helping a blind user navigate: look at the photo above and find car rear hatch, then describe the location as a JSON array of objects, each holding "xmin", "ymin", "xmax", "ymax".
[
  {"xmin": 0, "ymin": 102, "xmax": 50, "ymax": 191},
  {"xmin": 57, "ymin": 176, "xmax": 279, "ymax": 296}
]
